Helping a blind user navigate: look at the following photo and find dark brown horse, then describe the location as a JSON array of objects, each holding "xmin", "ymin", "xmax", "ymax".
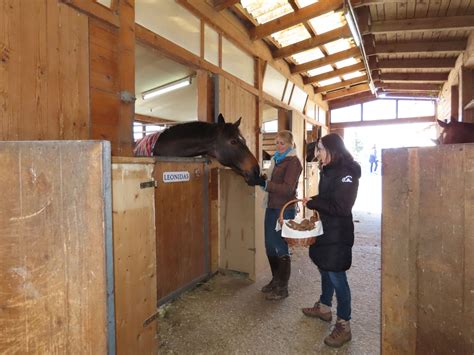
[
  {"xmin": 134, "ymin": 113, "xmax": 260, "ymax": 183},
  {"xmin": 436, "ymin": 119, "xmax": 474, "ymax": 144}
]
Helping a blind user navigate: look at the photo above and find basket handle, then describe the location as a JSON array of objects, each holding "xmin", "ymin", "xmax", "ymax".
[{"xmin": 278, "ymin": 199, "xmax": 319, "ymax": 225}]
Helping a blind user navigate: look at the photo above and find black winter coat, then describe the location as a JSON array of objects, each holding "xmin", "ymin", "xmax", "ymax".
[{"xmin": 306, "ymin": 159, "xmax": 361, "ymax": 272}]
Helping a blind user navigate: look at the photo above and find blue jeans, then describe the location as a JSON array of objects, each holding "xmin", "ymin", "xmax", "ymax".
[
  {"xmin": 319, "ymin": 269, "xmax": 351, "ymax": 321},
  {"xmin": 264, "ymin": 208, "xmax": 295, "ymax": 257}
]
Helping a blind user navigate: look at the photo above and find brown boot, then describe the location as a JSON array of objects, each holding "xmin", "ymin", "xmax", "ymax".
[
  {"xmin": 301, "ymin": 301, "xmax": 332, "ymax": 322},
  {"xmin": 265, "ymin": 255, "xmax": 290, "ymax": 300},
  {"xmin": 261, "ymin": 256, "xmax": 279, "ymax": 293},
  {"xmin": 324, "ymin": 318, "xmax": 352, "ymax": 348}
]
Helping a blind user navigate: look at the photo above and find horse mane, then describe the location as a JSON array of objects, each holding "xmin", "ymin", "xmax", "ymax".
[{"xmin": 160, "ymin": 121, "xmax": 217, "ymax": 139}]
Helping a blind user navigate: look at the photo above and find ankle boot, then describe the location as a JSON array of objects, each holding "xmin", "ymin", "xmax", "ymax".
[
  {"xmin": 265, "ymin": 255, "xmax": 291, "ymax": 300},
  {"xmin": 261, "ymin": 256, "xmax": 279, "ymax": 293},
  {"xmin": 324, "ymin": 318, "xmax": 352, "ymax": 348}
]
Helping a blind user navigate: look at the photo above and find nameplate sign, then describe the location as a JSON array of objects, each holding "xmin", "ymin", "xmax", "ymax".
[{"xmin": 163, "ymin": 171, "xmax": 190, "ymax": 183}]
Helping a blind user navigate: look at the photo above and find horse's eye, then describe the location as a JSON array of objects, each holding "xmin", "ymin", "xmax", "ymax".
[{"xmin": 230, "ymin": 139, "xmax": 238, "ymax": 145}]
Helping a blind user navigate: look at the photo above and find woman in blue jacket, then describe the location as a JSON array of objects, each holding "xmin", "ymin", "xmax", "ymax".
[{"xmin": 302, "ymin": 133, "xmax": 361, "ymax": 348}]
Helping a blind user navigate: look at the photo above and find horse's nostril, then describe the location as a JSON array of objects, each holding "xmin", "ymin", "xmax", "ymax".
[{"xmin": 252, "ymin": 166, "xmax": 260, "ymax": 178}]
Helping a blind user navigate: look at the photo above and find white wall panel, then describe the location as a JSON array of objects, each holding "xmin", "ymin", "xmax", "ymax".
[{"xmin": 222, "ymin": 38, "xmax": 254, "ymax": 86}]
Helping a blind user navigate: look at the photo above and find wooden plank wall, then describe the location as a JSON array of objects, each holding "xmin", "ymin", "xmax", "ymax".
[
  {"xmin": 218, "ymin": 76, "xmax": 257, "ymax": 156},
  {"xmin": 0, "ymin": 141, "xmax": 111, "ymax": 353},
  {"xmin": 382, "ymin": 144, "xmax": 474, "ymax": 354},
  {"xmin": 112, "ymin": 158, "xmax": 158, "ymax": 354},
  {"xmin": 0, "ymin": 0, "xmax": 89, "ymax": 140}
]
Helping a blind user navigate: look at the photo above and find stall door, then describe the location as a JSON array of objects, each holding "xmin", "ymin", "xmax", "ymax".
[{"xmin": 154, "ymin": 158, "xmax": 209, "ymax": 304}]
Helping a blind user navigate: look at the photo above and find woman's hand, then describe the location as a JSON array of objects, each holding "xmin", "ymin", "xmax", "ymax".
[{"xmin": 302, "ymin": 197, "xmax": 309, "ymax": 206}]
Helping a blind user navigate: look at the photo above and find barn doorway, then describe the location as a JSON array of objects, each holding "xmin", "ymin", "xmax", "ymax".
[{"xmin": 344, "ymin": 121, "xmax": 438, "ymax": 214}]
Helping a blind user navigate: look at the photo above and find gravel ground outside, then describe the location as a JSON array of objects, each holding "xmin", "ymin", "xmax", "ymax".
[{"xmin": 157, "ymin": 174, "xmax": 382, "ymax": 354}]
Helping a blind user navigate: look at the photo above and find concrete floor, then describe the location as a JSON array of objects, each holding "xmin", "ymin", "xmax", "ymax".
[{"xmin": 156, "ymin": 205, "xmax": 381, "ymax": 354}]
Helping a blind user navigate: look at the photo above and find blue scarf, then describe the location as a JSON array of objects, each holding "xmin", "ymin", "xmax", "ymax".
[{"xmin": 274, "ymin": 147, "xmax": 292, "ymax": 165}]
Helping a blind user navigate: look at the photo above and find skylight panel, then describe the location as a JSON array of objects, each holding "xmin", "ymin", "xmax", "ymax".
[
  {"xmin": 291, "ymin": 47, "xmax": 324, "ymax": 64},
  {"xmin": 318, "ymin": 77, "xmax": 341, "ymax": 87},
  {"xmin": 272, "ymin": 24, "xmax": 311, "ymax": 47},
  {"xmin": 307, "ymin": 65, "xmax": 333, "ymax": 77},
  {"xmin": 342, "ymin": 71, "xmax": 365, "ymax": 80},
  {"xmin": 309, "ymin": 11, "xmax": 344, "ymax": 35},
  {"xmin": 296, "ymin": 0, "xmax": 318, "ymax": 7},
  {"xmin": 324, "ymin": 39, "xmax": 352, "ymax": 55},
  {"xmin": 241, "ymin": 0, "xmax": 293, "ymax": 24},
  {"xmin": 335, "ymin": 58, "xmax": 358, "ymax": 69}
]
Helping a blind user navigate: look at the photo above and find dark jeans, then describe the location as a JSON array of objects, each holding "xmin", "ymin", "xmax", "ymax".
[
  {"xmin": 264, "ymin": 207, "xmax": 295, "ymax": 257},
  {"xmin": 370, "ymin": 160, "xmax": 378, "ymax": 172},
  {"xmin": 319, "ymin": 269, "xmax": 351, "ymax": 321}
]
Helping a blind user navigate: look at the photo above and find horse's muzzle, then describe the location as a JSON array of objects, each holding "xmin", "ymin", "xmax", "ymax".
[{"xmin": 243, "ymin": 165, "xmax": 260, "ymax": 182}]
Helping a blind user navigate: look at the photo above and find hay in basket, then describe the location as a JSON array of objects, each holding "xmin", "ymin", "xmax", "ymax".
[{"xmin": 278, "ymin": 199, "xmax": 323, "ymax": 247}]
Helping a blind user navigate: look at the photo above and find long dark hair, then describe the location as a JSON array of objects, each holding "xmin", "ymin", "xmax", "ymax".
[{"xmin": 319, "ymin": 133, "xmax": 354, "ymax": 166}]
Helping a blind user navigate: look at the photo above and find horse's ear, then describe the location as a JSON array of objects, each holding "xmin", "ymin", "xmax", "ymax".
[
  {"xmin": 234, "ymin": 117, "xmax": 242, "ymax": 127},
  {"xmin": 437, "ymin": 119, "xmax": 448, "ymax": 128},
  {"xmin": 217, "ymin": 113, "xmax": 225, "ymax": 125}
]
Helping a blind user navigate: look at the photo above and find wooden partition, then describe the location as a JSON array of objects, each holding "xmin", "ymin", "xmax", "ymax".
[
  {"xmin": 112, "ymin": 157, "xmax": 158, "ymax": 354},
  {"xmin": 0, "ymin": 141, "xmax": 114, "ymax": 354},
  {"xmin": 382, "ymin": 144, "xmax": 474, "ymax": 354},
  {"xmin": 218, "ymin": 169, "xmax": 266, "ymax": 280}
]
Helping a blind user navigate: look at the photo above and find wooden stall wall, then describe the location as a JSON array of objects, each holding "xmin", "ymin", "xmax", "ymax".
[
  {"xmin": 153, "ymin": 158, "xmax": 210, "ymax": 305},
  {"xmin": 112, "ymin": 158, "xmax": 158, "ymax": 354},
  {"xmin": 0, "ymin": 141, "xmax": 113, "ymax": 354},
  {"xmin": 382, "ymin": 144, "xmax": 474, "ymax": 354},
  {"xmin": 0, "ymin": 0, "xmax": 89, "ymax": 141},
  {"xmin": 217, "ymin": 76, "xmax": 258, "ymax": 155}
]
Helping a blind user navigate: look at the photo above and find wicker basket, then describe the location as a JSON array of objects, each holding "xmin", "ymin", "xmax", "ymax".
[{"xmin": 279, "ymin": 199, "xmax": 322, "ymax": 247}]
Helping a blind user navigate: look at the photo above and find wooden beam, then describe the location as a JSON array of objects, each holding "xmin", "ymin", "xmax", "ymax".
[
  {"xmin": 212, "ymin": 0, "xmax": 240, "ymax": 11},
  {"xmin": 352, "ymin": 0, "xmax": 406, "ymax": 7},
  {"xmin": 377, "ymin": 58, "xmax": 456, "ymax": 69},
  {"xmin": 305, "ymin": 62, "xmax": 365, "ymax": 84},
  {"xmin": 377, "ymin": 83, "xmax": 442, "ymax": 91},
  {"xmin": 380, "ymin": 92, "xmax": 439, "ymax": 99},
  {"xmin": 371, "ymin": 16, "xmax": 474, "ymax": 34},
  {"xmin": 135, "ymin": 114, "xmax": 179, "ymax": 124},
  {"xmin": 61, "ymin": 0, "xmax": 119, "ymax": 27},
  {"xmin": 331, "ymin": 115, "xmax": 435, "ymax": 129},
  {"xmin": 323, "ymin": 83, "xmax": 371, "ymax": 101},
  {"xmin": 315, "ymin": 76, "xmax": 367, "ymax": 93},
  {"xmin": 374, "ymin": 40, "xmax": 467, "ymax": 55},
  {"xmin": 290, "ymin": 47, "xmax": 360, "ymax": 74},
  {"xmin": 272, "ymin": 26, "xmax": 351, "ymax": 59},
  {"xmin": 329, "ymin": 91, "xmax": 377, "ymax": 109},
  {"xmin": 249, "ymin": 0, "xmax": 343, "ymax": 40},
  {"xmin": 380, "ymin": 72, "xmax": 449, "ymax": 82}
]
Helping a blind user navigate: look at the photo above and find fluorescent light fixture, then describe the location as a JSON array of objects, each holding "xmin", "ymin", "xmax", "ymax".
[
  {"xmin": 142, "ymin": 76, "xmax": 193, "ymax": 100},
  {"xmin": 345, "ymin": 10, "xmax": 360, "ymax": 47}
]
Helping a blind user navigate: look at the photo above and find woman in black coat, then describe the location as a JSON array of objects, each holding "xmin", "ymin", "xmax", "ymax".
[{"xmin": 302, "ymin": 133, "xmax": 361, "ymax": 348}]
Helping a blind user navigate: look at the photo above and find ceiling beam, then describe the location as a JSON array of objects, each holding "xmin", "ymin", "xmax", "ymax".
[
  {"xmin": 305, "ymin": 62, "xmax": 365, "ymax": 84},
  {"xmin": 371, "ymin": 15, "xmax": 474, "ymax": 34},
  {"xmin": 249, "ymin": 0, "xmax": 343, "ymax": 40},
  {"xmin": 377, "ymin": 83, "xmax": 442, "ymax": 91},
  {"xmin": 331, "ymin": 115, "xmax": 436, "ymax": 129},
  {"xmin": 373, "ymin": 40, "xmax": 467, "ymax": 55},
  {"xmin": 380, "ymin": 72, "xmax": 449, "ymax": 82},
  {"xmin": 329, "ymin": 91, "xmax": 377, "ymax": 109},
  {"xmin": 380, "ymin": 92, "xmax": 439, "ymax": 99},
  {"xmin": 352, "ymin": 0, "xmax": 407, "ymax": 7},
  {"xmin": 323, "ymin": 83, "xmax": 371, "ymax": 101},
  {"xmin": 290, "ymin": 47, "xmax": 360, "ymax": 74},
  {"xmin": 272, "ymin": 26, "xmax": 351, "ymax": 59},
  {"xmin": 212, "ymin": 0, "xmax": 240, "ymax": 11},
  {"xmin": 376, "ymin": 58, "xmax": 456, "ymax": 69},
  {"xmin": 315, "ymin": 76, "xmax": 367, "ymax": 93}
]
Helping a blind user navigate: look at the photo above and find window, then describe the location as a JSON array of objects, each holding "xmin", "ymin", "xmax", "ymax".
[
  {"xmin": 331, "ymin": 104, "xmax": 361, "ymax": 123},
  {"xmin": 133, "ymin": 122, "xmax": 167, "ymax": 141},
  {"xmin": 398, "ymin": 100, "xmax": 435, "ymax": 118},
  {"xmin": 262, "ymin": 120, "xmax": 278, "ymax": 133},
  {"xmin": 363, "ymin": 100, "xmax": 396, "ymax": 121}
]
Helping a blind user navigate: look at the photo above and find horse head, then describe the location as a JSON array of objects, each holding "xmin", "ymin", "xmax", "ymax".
[
  {"xmin": 436, "ymin": 119, "xmax": 474, "ymax": 144},
  {"xmin": 213, "ymin": 114, "xmax": 260, "ymax": 183},
  {"xmin": 306, "ymin": 141, "xmax": 318, "ymax": 162}
]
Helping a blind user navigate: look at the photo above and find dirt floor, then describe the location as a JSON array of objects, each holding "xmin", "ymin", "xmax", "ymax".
[{"xmin": 157, "ymin": 174, "xmax": 382, "ymax": 354}]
